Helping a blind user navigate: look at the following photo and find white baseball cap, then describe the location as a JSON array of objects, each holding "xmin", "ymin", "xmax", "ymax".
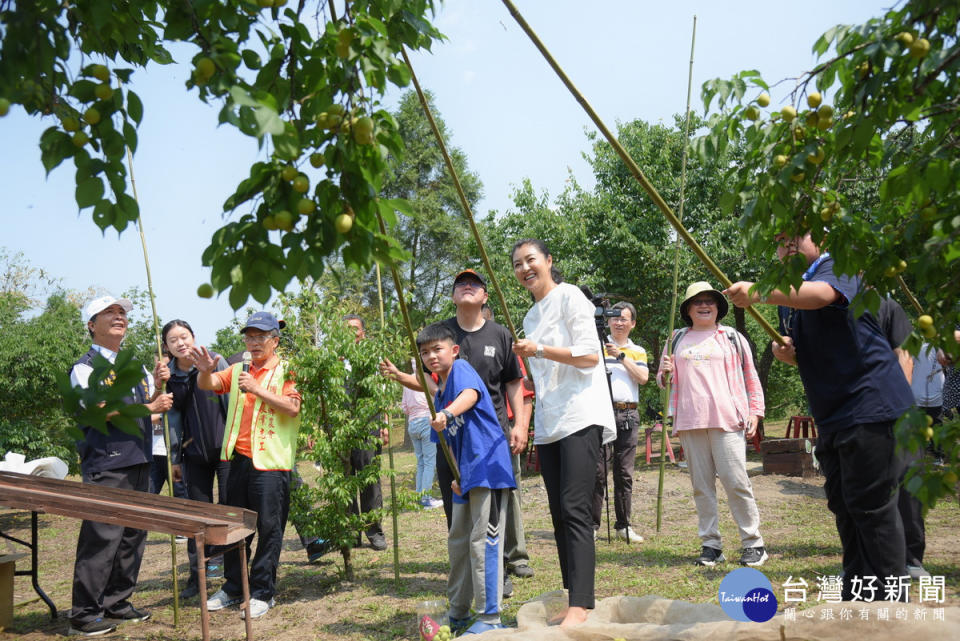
[{"xmin": 83, "ymin": 295, "xmax": 134, "ymax": 323}]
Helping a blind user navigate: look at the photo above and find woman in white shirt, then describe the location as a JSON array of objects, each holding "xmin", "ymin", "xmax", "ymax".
[{"xmin": 511, "ymin": 238, "xmax": 615, "ymax": 627}]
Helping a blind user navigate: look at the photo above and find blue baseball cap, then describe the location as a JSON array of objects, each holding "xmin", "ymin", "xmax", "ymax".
[{"xmin": 241, "ymin": 311, "xmax": 286, "ymax": 333}]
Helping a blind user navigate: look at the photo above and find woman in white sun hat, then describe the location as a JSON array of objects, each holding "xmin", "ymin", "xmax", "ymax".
[{"xmin": 657, "ymin": 281, "xmax": 767, "ymax": 568}]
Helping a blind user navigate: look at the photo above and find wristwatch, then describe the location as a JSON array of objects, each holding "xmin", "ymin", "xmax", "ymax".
[
  {"xmin": 616, "ymin": 352, "xmax": 626, "ymax": 362},
  {"xmin": 440, "ymin": 408, "xmax": 455, "ymax": 424},
  {"xmin": 535, "ymin": 344, "xmax": 544, "ymax": 359}
]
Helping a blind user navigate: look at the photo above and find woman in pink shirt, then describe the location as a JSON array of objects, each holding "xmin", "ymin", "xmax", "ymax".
[{"xmin": 658, "ymin": 282, "xmax": 767, "ymax": 568}]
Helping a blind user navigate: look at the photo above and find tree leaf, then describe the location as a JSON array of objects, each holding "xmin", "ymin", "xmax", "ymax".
[{"xmin": 76, "ymin": 177, "xmax": 104, "ymax": 209}]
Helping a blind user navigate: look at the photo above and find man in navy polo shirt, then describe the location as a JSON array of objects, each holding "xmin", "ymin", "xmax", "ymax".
[
  {"xmin": 68, "ymin": 295, "xmax": 173, "ymax": 636},
  {"xmin": 725, "ymin": 232, "xmax": 913, "ymax": 601}
]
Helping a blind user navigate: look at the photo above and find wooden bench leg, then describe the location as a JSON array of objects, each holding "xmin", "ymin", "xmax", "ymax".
[
  {"xmin": 197, "ymin": 533, "xmax": 209, "ymax": 641},
  {"xmin": 240, "ymin": 542, "xmax": 253, "ymax": 641},
  {"xmin": 665, "ymin": 431, "xmax": 676, "ymax": 462},
  {"xmin": 0, "ymin": 512, "xmax": 57, "ymax": 621}
]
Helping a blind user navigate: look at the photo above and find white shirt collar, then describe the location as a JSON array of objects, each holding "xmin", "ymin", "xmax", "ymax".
[{"xmin": 92, "ymin": 343, "xmax": 119, "ymax": 363}]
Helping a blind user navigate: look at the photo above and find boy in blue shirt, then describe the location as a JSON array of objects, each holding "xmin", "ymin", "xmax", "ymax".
[{"xmin": 418, "ymin": 322, "xmax": 516, "ymax": 634}]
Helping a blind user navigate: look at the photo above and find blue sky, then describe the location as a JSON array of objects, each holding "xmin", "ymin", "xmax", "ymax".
[{"xmin": 0, "ymin": 1, "xmax": 889, "ymax": 343}]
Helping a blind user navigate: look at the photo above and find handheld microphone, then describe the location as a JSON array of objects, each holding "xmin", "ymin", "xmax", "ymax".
[{"xmin": 242, "ymin": 351, "xmax": 252, "ymax": 373}]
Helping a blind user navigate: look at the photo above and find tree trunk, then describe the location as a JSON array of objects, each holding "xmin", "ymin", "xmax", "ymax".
[{"xmin": 341, "ymin": 456, "xmax": 355, "ymax": 581}]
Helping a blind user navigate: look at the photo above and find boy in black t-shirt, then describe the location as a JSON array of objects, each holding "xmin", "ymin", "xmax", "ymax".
[{"xmin": 725, "ymin": 231, "xmax": 913, "ymax": 601}]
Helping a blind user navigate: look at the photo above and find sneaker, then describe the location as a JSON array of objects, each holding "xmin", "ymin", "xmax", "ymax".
[
  {"xmin": 67, "ymin": 617, "xmax": 117, "ymax": 636},
  {"xmin": 180, "ymin": 582, "xmax": 200, "ymax": 600},
  {"xmin": 306, "ymin": 538, "xmax": 335, "ymax": 563},
  {"xmin": 502, "ymin": 574, "xmax": 514, "ymax": 599},
  {"xmin": 206, "ymin": 563, "xmax": 223, "ymax": 579},
  {"xmin": 593, "ymin": 529, "xmax": 599, "ymax": 541},
  {"xmin": 449, "ymin": 615, "xmax": 472, "ymax": 634},
  {"xmin": 696, "ymin": 546, "xmax": 725, "ymax": 567},
  {"xmin": 240, "ymin": 597, "xmax": 274, "ymax": 619},
  {"xmin": 907, "ymin": 564, "xmax": 931, "ymax": 579},
  {"xmin": 616, "ymin": 527, "xmax": 644, "ymax": 543},
  {"xmin": 508, "ymin": 564, "xmax": 535, "ymax": 578},
  {"xmin": 206, "ymin": 589, "xmax": 242, "ymax": 611},
  {"xmin": 368, "ymin": 532, "xmax": 388, "ymax": 551},
  {"xmin": 421, "ymin": 496, "xmax": 444, "ymax": 509},
  {"xmin": 105, "ymin": 606, "xmax": 150, "ymax": 622},
  {"xmin": 739, "ymin": 546, "xmax": 768, "ymax": 567},
  {"xmin": 463, "ymin": 620, "xmax": 507, "ymax": 634}
]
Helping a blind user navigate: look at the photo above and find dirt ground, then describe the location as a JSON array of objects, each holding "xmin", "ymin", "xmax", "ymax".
[{"xmin": 3, "ymin": 433, "xmax": 959, "ymax": 640}]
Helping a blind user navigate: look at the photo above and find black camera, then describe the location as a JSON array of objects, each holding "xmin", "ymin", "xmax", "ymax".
[{"xmin": 583, "ymin": 287, "xmax": 621, "ymax": 319}]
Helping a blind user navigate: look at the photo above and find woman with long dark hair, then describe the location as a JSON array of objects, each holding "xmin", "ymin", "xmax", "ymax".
[
  {"xmin": 510, "ymin": 239, "xmax": 615, "ymax": 627},
  {"xmin": 157, "ymin": 319, "xmax": 230, "ymax": 599}
]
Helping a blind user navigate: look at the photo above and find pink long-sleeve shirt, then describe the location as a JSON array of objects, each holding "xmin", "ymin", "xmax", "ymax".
[{"xmin": 656, "ymin": 325, "xmax": 765, "ymax": 436}]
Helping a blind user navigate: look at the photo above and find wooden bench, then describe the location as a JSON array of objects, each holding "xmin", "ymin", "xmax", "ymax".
[
  {"xmin": 0, "ymin": 471, "xmax": 256, "ymax": 641},
  {"xmin": 0, "ymin": 552, "xmax": 28, "ymax": 631}
]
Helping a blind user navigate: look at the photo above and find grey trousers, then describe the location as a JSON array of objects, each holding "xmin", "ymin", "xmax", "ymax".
[
  {"xmin": 678, "ymin": 428, "xmax": 764, "ymax": 550},
  {"xmin": 448, "ymin": 487, "xmax": 506, "ymax": 624},
  {"xmin": 503, "ymin": 451, "xmax": 530, "ymax": 570}
]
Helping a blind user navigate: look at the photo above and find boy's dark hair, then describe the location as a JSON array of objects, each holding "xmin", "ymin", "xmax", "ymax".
[{"xmin": 416, "ymin": 322, "xmax": 457, "ymax": 349}]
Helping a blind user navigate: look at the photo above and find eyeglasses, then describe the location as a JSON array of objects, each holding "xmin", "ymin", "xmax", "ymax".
[
  {"xmin": 454, "ymin": 279, "xmax": 483, "ymax": 289},
  {"xmin": 242, "ymin": 333, "xmax": 276, "ymax": 344},
  {"xmin": 690, "ymin": 298, "xmax": 717, "ymax": 306}
]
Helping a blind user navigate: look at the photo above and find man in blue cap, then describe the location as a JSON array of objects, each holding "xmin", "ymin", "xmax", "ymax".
[{"xmin": 193, "ymin": 311, "xmax": 302, "ymax": 620}]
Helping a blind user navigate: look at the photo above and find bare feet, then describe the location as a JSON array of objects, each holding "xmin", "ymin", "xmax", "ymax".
[
  {"xmin": 560, "ymin": 606, "xmax": 589, "ymax": 627},
  {"xmin": 546, "ymin": 608, "xmax": 567, "ymax": 626}
]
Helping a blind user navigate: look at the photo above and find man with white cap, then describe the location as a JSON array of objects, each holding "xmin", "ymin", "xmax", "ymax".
[
  {"xmin": 68, "ymin": 295, "xmax": 174, "ymax": 637},
  {"xmin": 194, "ymin": 311, "xmax": 302, "ymax": 620}
]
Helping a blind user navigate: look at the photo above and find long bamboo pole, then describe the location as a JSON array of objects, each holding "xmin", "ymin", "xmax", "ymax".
[
  {"xmin": 897, "ymin": 275, "xmax": 924, "ymax": 315},
  {"xmin": 499, "ymin": 0, "xmax": 786, "ymax": 347},
  {"xmin": 375, "ymin": 264, "xmax": 401, "ymax": 585},
  {"xmin": 400, "ymin": 47, "xmax": 532, "ymax": 377},
  {"xmin": 126, "ymin": 147, "xmax": 180, "ymax": 625},
  {"xmin": 375, "ymin": 212, "xmax": 461, "ymax": 483},
  {"xmin": 657, "ymin": 16, "xmax": 697, "ymax": 534}
]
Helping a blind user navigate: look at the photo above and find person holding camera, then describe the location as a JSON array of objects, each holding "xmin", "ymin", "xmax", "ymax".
[
  {"xmin": 511, "ymin": 238, "xmax": 615, "ymax": 627},
  {"xmin": 592, "ymin": 301, "xmax": 648, "ymax": 543}
]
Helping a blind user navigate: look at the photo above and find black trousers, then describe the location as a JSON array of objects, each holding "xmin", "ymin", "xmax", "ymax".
[
  {"xmin": 350, "ymin": 446, "xmax": 384, "ymax": 537},
  {"xmin": 149, "ymin": 454, "xmax": 187, "ymax": 498},
  {"xmin": 816, "ymin": 421, "xmax": 906, "ymax": 601},
  {"xmin": 71, "ymin": 464, "xmax": 149, "ymax": 624},
  {"xmin": 222, "ymin": 455, "xmax": 291, "ymax": 601},
  {"xmin": 592, "ymin": 408, "xmax": 639, "ymax": 531},
  {"xmin": 897, "ymin": 445, "xmax": 926, "ymax": 566},
  {"xmin": 184, "ymin": 455, "xmax": 231, "ymax": 586},
  {"xmin": 538, "ymin": 425, "xmax": 601, "ymax": 609}
]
